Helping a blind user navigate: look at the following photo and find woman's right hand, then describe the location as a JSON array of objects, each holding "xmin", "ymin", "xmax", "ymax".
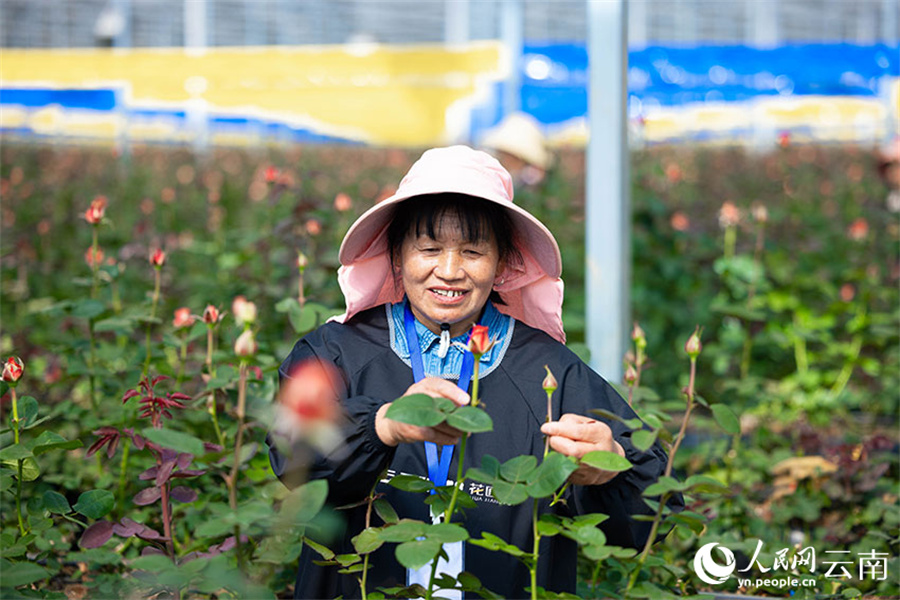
[{"xmin": 375, "ymin": 377, "xmax": 470, "ymax": 447}]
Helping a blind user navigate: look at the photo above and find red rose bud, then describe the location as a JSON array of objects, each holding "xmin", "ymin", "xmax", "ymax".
[
  {"xmin": 234, "ymin": 329, "xmax": 257, "ymax": 357},
  {"xmin": 150, "ymin": 248, "xmax": 166, "ymax": 268},
  {"xmin": 232, "ymin": 296, "xmax": 257, "ymax": 327},
  {"xmin": 631, "ymin": 322, "xmax": 647, "ymax": 350},
  {"xmin": 280, "ymin": 359, "xmax": 342, "ymax": 423},
  {"xmin": 718, "ymin": 202, "xmax": 740, "ymax": 229},
  {"xmin": 264, "ymin": 166, "xmax": 279, "ymax": 183},
  {"xmin": 202, "ymin": 304, "xmax": 221, "ymax": 325},
  {"xmin": 624, "ymin": 363, "xmax": 638, "ymax": 386},
  {"xmin": 334, "ymin": 192, "xmax": 352, "ymax": 212},
  {"xmin": 84, "ymin": 195, "xmax": 108, "ymax": 225},
  {"xmin": 2, "ymin": 356, "xmax": 24, "ymax": 384},
  {"xmin": 685, "ymin": 326, "xmax": 703, "ymax": 358},
  {"xmin": 173, "ymin": 307, "xmax": 195, "ymax": 329},
  {"xmin": 85, "ymin": 246, "xmax": 104, "ymax": 268},
  {"xmin": 467, "ymin": 324, "xmax": 494, "ymax": 356},
  {"xmin": 297, "ymin": 251, "xmax": 308, "ymax": 272},
  {"xmin": 542, "ymin": 365, "xmax": 558, "ymax": 393}
]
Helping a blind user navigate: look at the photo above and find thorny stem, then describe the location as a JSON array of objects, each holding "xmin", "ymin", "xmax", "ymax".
[
  {"xmin": 143, "ymin": 268, "xmax": 161, "ymax": 377},
  {"xmin": 298, "ymin": 270, "xmax": 306, "ymax": 308},
  {"xmin": 427, "ymin": 358, "xmax": 480, "ymax": 600},
  {"xmin": 723, "ymin": 225, "xmax": 736, "ymax": 260},
  {"xmin": 117, "ymin": 438, "xmax": 131, "ymax": 516},
  {"xmin": 90, "ymin": 228, "xmax": 99, "ymax": 299},
  {"xmin": 741, "ymin": 221, "xmax": 767, "ymax": 379},
  {"xmin": 627, "ymin": 356, "xmax": 698, "ymax": 593},
  {"xmin": 176, "ymin": 333, "xmax": 187, "ymax": 387},
  {"xmin": 360, "ymin": 488, "xmax": 377, "ymax": 600},
  {"xmin": 88, "ymin": 320, "xmax": 98, "ymax": 410},
  {"xmin": 11, "ymin": 388, "xmax": 25, "ymax": 536},
  {"xmin": 792, "ymin": 312, "xmax": 809, "ymax": 376},
  {"xmin": 205, "ymin": 327, "xmax": 225, "ymax": 447},
  {"xmin": 228, "ymin": 363, "xmax": 249, "ymax": 571},
  {"xmin": 543, "ymin": 389, "xmax": 553, "ymax": 458}
]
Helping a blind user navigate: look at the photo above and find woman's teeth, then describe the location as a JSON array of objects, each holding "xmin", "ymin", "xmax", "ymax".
[{"xmin": 433, "ymin": 289, "xmax": 463, "ymax": 298}]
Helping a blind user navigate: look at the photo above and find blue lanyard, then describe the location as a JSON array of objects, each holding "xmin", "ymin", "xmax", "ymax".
[{"xmin": 403, "ymin": 303, "xmax": 475, "ymax": 489}]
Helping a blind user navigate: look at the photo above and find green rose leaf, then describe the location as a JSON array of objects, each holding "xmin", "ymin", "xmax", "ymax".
[
  {"xmin": 1, "ymin": 560, "xmax": 51, "ymax": 587},
  {"xmin": 426, "ymin": 522, "xmax": 469, "ymax": 544},
  {"xmin": 378, "ymin": 519, "xmax": 428, "ymax": 543},
  {"xmin": 141, "ymin": 427, "xmax": 205, "ymax": 456},
  {"xmin": 28, "ymin": 431, "xmax": 83, "ymax": 456},
  {"xmin": 642, "ymin": 476, "xmax": 684, "ymax": 497},
  {"xmin": 446, "ymin": 406, "xmax": 493, "ymax": 433},
  {"xmin": 386, "ymin": 394, "xmax": 447, "ymax": 427},
  {"xmin": 373, "ymin": 498, "xmax": 399, "ymax": 524},
  {"xmin": 352, "ymin": 527, "xmax": 384, "ymax": 554},
  {"xmin": 71, "ymin": 299, "xmax": 106, "ymax": 319},
  {"xmin": 526, "ymin": 452, "xmax": 577, "ymax": 498},
  {"xmin": 499, "ymin": 455, "xmax": 537, "ymax": 483},
  {"xmin": 395, "ymin": 539, "xmax": 442, "ymax": 571},
  {"xmin": 73, "ymin": 489, "xmax": 115, "ymax": 519},
  {"xmin": 303, "ymin": 537, "xmax": 335, "ymax": 560},
  {"xmin": 580, "ymin": 450, "xmax": 632, "ymax": 472},
  {"xmin": 131, "ymin": 554, "xmax": 175, "ymax": 572},
  {"xmin": 710, "ymin": 404, "xmax": 741, "ymax": 435},
  {"xmin": 281, "ymin": 479, "xmax": 329, "ymax": 523},
  {"xmin": 13, "ymin": 396, "xmax": 38, "ymax": 429},
  {"xmin": 683, "ymin": 474, "xmax": 728, "ymax": 494},
  {"xmin": 388, "ymin": 474, "xmax": 434, "ymax": 493},
  {"xmin": 490, "ymin": 480, "xmax": 528, "ymax": 505},
  {"xmin": 631, "ymin": 429, "xmax": 658, "ymax": 452},
  {"xmin": 0, "ymin": 444, "xmax": 33, "ymax": 461},
  {"xmin": 42, "ymin": 490, "xmax": 71, "ymax": 514}
]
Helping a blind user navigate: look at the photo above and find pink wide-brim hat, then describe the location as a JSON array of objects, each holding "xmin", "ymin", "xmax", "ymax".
[{"xmin": 332, "ymin": 145, "xmax": 566, "ymax": 343}]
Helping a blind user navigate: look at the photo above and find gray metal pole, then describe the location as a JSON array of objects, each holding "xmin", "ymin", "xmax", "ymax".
[
  {"xmin": 184, "ymin": 0, "xmax": 208, "ymax": 49},
  {"xmin": 500, "ymin": 0, "xmax": 523, "ymax": 115},
  {"xmin": 883, "ymin": 0, "xmax": 899, "ymax": 44},
  {"xmin": 184, "ymin": 0, "xmax": 209, "ymax": 156},
  {"xmin": 586, "ymin": 0, "xmax": 629, "ymax": 383},
  {"xmin": 445, "ymin": 0, "xmax": 470, "ymax": 44}
]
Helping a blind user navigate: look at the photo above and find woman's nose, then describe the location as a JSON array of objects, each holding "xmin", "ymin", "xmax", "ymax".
[{"xmin": 435, "ymin": 251, "xmax": 462, "ymax": 279}]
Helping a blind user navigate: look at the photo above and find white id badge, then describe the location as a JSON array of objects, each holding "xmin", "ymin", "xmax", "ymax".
[{"xmin": 406, "ymin": 510, "xmax": 464, "ymax": 600}]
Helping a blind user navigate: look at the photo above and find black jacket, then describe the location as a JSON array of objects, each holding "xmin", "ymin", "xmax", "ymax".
[{"xmin": 269, "ymin": 305, "xmax": 676, "ymax": 599}]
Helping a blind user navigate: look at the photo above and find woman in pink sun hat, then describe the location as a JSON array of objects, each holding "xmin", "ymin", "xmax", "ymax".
[{"xmin": 269, "ymin": 145, "xmax": 677, "ymax": 599}]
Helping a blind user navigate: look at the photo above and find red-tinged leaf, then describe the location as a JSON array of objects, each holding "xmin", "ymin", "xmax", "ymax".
[
  {"xmin": 176, "ymin": 453, "xmax": 193, "ymax": 469},
  {"xmin": 170, "ymin": 392, "xmax": 191, "ymax": 401},
  {"xmin": 80, "ymin": 520, "xmax": 114, "ymax": 548},
  {"xmin": 133, "ymin": 486, "xmax": 162, "ymax": 506},
  {"xmin": 170, "ymin": 486, "xmax": 197, "ymax": 503},
  {"xmin": 204, "ymin": 442, "xmax": 224, "ymax": 453},
  {"xmin": 141, "ymin": 545, "xmax": 165, "ymax": 556},
  {"xmin": 151, "ymin": 375, "xmax": 169, "ymax": 386},
  {"xmin": 136, "ymin": 526, "xmax": 165, "ymax": 541},
  {"xmin": 139, "ymin": 466, "xmax": 158, "ymax": 480},
  {"xmin": 122, "ymin": 390, "xmax": 140, "ymax": 402},
  {"xmin": 156, "ymin": 460, "xmax": 176, "ymax": 486},
  {"xmin": 171, "ymin": 469, "xmax": 205, "ymax": 478},
  {"xmin": 218, "ymin": 536, "xmax": 237, "ymax": 552},
  {"xmin": 113, "ymin": 517, "xmax": 144, "ymax": 537}
]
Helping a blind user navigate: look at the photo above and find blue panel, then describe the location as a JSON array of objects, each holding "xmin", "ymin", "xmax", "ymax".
[{"xmin": 0, "ymin": 87, "xmax": 118, "ymax": 110}]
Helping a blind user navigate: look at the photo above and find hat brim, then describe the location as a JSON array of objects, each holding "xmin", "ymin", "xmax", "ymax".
[{"xmin": 338, "ymin": 189, "xmax": 562, "ymax": 280}]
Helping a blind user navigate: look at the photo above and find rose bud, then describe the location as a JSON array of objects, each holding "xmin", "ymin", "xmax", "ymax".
[
  {"xmin": 685, "ymin": 326, "xmax": 703, "ymax": 359},
  {"xmin": 150, "ymin": 248, "xmax": 166, "ymax": 268},
  {"xmin": 173, "ymin": 307, "xmax": 195, "ymax": 329},
  {"xmin": 84, "ymin": 195, "xmax": 108, "ymax": 225},
  {"xmin": 631, "ymin": 322, "xmax": 647, "ymax": 351},
  {"xmin": 467, "ymin": 324, "xmax": 494, "ymax": 356},
  {"xmin": 624, "ymin": 363, "xmax": 638, "ymax": 386},
  {"xmin": 232, "ymin": 296, "xmax": 257, "ymax": 327},
  {"xmin": 277, "ymin": 358, "xmax": 345, "ymax": 456},
  {"xmin": 752, "ymin": 203, "xmax": 768, "ymax": 224},
  {"xmin": 334, "ymin": 192, "xmax": 352, "ymax": 212},
  {"xmin": 85, "ymin": 246, "xmax": 104, "ymax": 268},
  {"xmin": 297, "ymin": 252, "xmax": 308, "ymax": 272},
  {"xmin": 542, "ymin": 365, "xmax": 558, "ymax": 393},
  {"xmin": 234, "ymin": 329, "xmax": 257, "ymax": 357},
  {"xmin": 264, "ymin": 166, "xmax": 279, "ymax": 183},
  {"xmin": 2, "ymin": 356, "xmax": 24, "ymax": 385},
  {"xmin": 202, "ymin": 304, "xmax": 221, "ymax": 325},
  {"xmin": 718, "ymin": 202, "xmax": 740, "ymax": 229}
]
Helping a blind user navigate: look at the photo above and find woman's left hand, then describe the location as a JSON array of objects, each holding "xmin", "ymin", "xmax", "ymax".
[{"xmin": 540, "ymin": 414, "xmax": 625, "ymax": 486}]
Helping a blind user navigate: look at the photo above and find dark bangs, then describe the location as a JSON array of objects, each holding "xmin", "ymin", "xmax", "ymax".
[{"xmin": 386, "ymin": 193, "xmax": 521, "ymax": 266}]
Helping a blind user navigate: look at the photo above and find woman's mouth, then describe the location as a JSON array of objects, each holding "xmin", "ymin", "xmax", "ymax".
[{"xmin": 429, "ymin": 288, "xmax": 467, "ymax": 302}]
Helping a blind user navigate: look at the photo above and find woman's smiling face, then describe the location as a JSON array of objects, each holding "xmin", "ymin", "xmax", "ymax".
[{"xmin": 398, "ymin": 212, "xmax": 502, "ymax": 338}]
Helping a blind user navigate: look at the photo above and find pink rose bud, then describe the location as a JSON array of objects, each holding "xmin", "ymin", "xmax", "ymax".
[
  {"xmin": 333, "ymin": 192, "xmax": 352, "ymax": 212},
  {"xmin": 624, "ymin": 363, "xmax": 638, "ymax": 386},
  {"xmin": 2, "ymin": 356, "xmax": 24, "ymax": 384},
  {"xmin": 778, "ymin": 131, "xmax": 791, "ymax": 148},
  {"xmin": 631, "ymin": 322, "xmax": 647, "ymax": 350},
  {"xmin": 467, "ymin": 324, "xmax": 494, "ymax": 356},
  {"xmin": 752, "ymin": 203, "xmax": 768, "ymax": 223},
  {"xmin": 685, "ymin": 326, "xmax": 703, "ymax": 358},
  {"xmin": 202, "ymin": 304, "xmax": 221, "ymax": 325},
  {"xmin": 297, "ymin": 252, "xmax": 308, "ymax": 272},
  {"xmin": 264, "ymin": 166, "xmax": 279, "ymax": 183},
  {"xmin": 234, "ymin": 329, "xmax": 257, "ymax": 357},
  {"xmin": 173, "ymin": 307, "xmax": 195, "ymax": 329},
  {"xmin": 718, "ymin": 202, "xmax": 740, "ymax": 229},
  {"xmin": 306, "ymin": 219, "xmax": 322, "ymax": 236},
  {"xmin": 85, "ymin": 246, "xmax": 104, "ymax": 268},
  {"xmin": 847, "ymin": 218, "xmax": 868, "ymax": 241},
  {"xmin": 542, "ymin": 365, "xmax": 558, "ymax": 393},
  {"xmin": 280, "ymin": 359, "xmax": 342, "ymax": 424},
  {"xmin": 84, "ymin": 195, "xmax": 108, "ymax": 225},
  {"xmin": 150, "ymin": 248, "xmax": 166, "ymax": 268},
  {"xmin": 232, "ymin": 296, "xmax": 257, "ymax": 327}
]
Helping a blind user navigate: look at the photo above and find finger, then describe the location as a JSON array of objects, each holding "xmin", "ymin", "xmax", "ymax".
[
  {"xmin": 432, "ymin": 422, "xmax": 464, "ymax": 438},
  {"xmin": 542, "ymin": 418, "xmax": 612, "ymax": 443},
  {"xmin": 418, "ymin": 378, "xmax": 471, "ymax": 406},
  {"xmin": 547, "ymin": 435, "xmax": 599, "ymax": 459},
  {"xmin": 425, "ymin": 427, "xmax": 462, "ymax": 446}
]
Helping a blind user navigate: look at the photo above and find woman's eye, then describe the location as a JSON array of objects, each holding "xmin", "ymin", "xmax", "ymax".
[{"xmin": 464, "ymin": 249, "xmax": 483, "ymax": 257}]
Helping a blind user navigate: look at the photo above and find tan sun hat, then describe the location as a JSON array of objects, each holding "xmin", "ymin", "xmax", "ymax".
[
  {"xmin": 479, "ymin": 112, "xmax": 551, "ymax": 170},
  {"xmin": 333, "ymin": 145, "xmax": 566, "ymax": 343}
]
